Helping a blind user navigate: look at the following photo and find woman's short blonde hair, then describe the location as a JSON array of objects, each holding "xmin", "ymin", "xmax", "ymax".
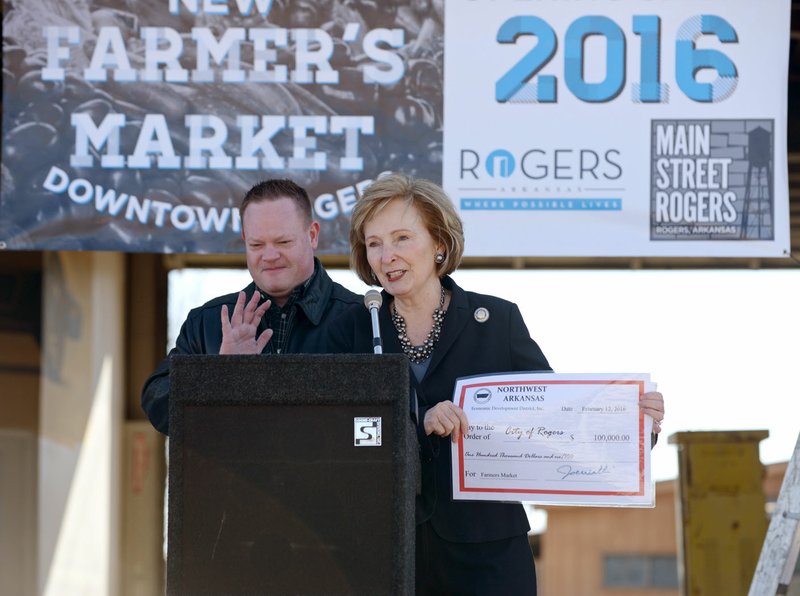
[{"xmin": 350, "ymin": 173, "xmax": 465, "ymax": 285}]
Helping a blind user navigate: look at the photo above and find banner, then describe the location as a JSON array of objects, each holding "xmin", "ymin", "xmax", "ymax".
[
  {"xmin": 1, "ymin": 0, "xmax": 443, "ymax": 253},
  {"xmin": 444, "ymin": 0, "xmax": 791, "ymax": 257},
  {"xmin": 0, "ymin": 0, "xmax": 791, "ymax": 257}
]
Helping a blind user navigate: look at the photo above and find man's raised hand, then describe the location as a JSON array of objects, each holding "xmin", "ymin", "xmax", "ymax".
[{"xmin": 219, "ymin": 291, "xmax": 273, "ymax": 354}]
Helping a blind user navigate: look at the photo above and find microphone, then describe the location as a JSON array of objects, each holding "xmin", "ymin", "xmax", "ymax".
[{"xmin": 364, "ymin": 289, "xmax": 383, "ymax": 354}]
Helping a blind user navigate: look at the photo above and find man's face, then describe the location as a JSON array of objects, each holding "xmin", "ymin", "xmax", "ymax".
[{"xmin": 242, "ymin": 198, "xmax": 320, "ymax": 306}]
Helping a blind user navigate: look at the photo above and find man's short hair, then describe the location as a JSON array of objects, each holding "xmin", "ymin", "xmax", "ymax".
[{"xmin": 240, "ymin": 179, "xmax": 313, "ymax": 223}]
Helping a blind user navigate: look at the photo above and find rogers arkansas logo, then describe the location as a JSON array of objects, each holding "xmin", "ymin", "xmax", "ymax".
[{"xmin": 650, "ymin": 119, "xmax": 774, "ymax": 241}]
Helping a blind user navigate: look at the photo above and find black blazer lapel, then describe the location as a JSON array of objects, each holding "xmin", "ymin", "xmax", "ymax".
[{"xmin": 425, "ymin": 277, "xmax": 470, "ymax": 380}]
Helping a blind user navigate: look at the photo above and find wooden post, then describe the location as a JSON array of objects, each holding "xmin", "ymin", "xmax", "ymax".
[{"xmin": 669, "ymin": 430, "xmax": 770, "ymax": 596}]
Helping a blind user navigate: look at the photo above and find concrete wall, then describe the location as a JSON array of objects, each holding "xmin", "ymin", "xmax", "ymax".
[{"xmin": 37, "ymin": 251, "xmax": 125, "ymax": 595}]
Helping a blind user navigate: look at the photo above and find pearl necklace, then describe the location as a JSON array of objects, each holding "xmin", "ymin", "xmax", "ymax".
[{"xmin": 390, "ymin": 285, "xmax": 447, "ymax": 364}]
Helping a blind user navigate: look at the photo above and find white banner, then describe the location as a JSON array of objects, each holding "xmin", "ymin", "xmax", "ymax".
[{"xmin": 444, "ymin": 0, "xmax": 791, "ymax": 257}]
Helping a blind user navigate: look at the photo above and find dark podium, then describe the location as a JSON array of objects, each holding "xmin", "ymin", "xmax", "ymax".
[{"xmin": 167, "ymin": 354, "xmax": 416, "ymax": 595}]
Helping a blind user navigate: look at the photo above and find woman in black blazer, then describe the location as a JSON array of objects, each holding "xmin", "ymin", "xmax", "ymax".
[{"xmin": 329, "ymin": 174, "xmax": 665, "ymax": 595}]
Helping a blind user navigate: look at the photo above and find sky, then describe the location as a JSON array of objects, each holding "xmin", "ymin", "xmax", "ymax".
[
  {"xmin": 169, "ymin": 267, "xmax": 800, "ymax": 531},
  {"xmin": 169, "ymin": 267, "xmax": 800, "ymax": 486}
]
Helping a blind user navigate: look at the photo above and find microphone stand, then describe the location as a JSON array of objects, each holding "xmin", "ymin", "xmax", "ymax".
[{"xmin": 364, "ymin": 289, "xmax": 383, "ymax": 355}]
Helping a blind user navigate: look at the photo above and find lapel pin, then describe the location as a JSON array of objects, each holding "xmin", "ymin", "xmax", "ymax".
[{"xmin": 474, "ymin": 307, "xmax": 490, "ymax": 323}]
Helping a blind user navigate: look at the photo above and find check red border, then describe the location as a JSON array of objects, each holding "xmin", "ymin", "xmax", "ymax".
[{"xmin": 455, "ymin": 379, "xmax": 646, "ymax": 497}]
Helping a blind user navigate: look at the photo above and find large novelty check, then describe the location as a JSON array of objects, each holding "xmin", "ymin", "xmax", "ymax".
[{"xmin": 451, "ymin": 373, "xmax": 655, "ymax": 507}]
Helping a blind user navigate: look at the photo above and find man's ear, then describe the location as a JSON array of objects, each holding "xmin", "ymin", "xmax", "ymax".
[{"xmin": 309, "ymin": 221, "xmax": 320, "ymax": 249}]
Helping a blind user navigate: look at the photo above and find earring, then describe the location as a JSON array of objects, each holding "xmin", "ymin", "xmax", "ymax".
[
  {"xmin": 370, "ymin": 271, "xmax": 378, "ymax": 283},
  {"xmin": 434, "ymin": 253, "xmax": 445, "ymax": 264}
]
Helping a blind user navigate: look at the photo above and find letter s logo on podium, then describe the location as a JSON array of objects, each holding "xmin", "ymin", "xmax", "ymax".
[{"xmin": 354, "ymin": 417, "xmax": 382, "ymax": 446}]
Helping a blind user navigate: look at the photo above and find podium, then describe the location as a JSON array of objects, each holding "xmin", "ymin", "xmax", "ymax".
[{"xmin": 167, "ymin": 354, "xmax": 416, "ymax": 595}]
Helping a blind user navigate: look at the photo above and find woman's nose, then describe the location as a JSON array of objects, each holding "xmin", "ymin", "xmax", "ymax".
[{"xmin": 381, "ymin": 246, "xmax": 395, "ymax": 263}]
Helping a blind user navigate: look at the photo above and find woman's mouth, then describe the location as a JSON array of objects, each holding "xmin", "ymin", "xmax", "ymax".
[{"xmin": 385, "ymin": 269, "xmax": 405, "ymax": 282}]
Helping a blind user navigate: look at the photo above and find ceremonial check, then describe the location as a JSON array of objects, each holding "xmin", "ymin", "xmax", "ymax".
[{"xmin": 451, "ymin": 373, "xmax": 655, "ymax": 507}]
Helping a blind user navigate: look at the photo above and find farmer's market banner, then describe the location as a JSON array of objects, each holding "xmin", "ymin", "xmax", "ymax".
[{"xmin": 0, "ymin": 0, "xmax": 791, "ymax": 256}]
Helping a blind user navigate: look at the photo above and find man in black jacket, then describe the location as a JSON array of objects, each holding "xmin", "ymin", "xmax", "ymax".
[{"xmin": 141, "ymin": 179, "xmax": 361, "ymax": 435}]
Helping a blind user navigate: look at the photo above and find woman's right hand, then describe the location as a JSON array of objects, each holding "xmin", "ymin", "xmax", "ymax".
[{"xmin": 424, "ymin": 401, "xmax": 469, "ymax": 442}]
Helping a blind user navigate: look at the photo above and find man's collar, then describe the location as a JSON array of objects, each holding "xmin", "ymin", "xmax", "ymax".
[
  {"xmin": 254, "ymin": 258, "xmax": 331, "ymax": 325},
  {"xmin": 295, "ymin": 258, "xmax": 333, "ymax": 325},
  {"xmin": 257, "ymin": 260, "xmax": 317, "ymax": 303}
]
